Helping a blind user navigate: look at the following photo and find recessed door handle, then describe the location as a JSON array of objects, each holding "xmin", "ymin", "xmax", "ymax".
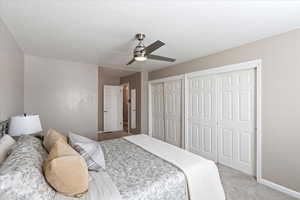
[{"xmin": 104, "ymin": 111, "xmax": 108, "ymax": 113}]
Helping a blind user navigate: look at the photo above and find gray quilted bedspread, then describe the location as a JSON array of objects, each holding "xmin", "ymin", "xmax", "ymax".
[{"xmin": 100, "ymin": 139, "xmax": 189, "ymax": 200}]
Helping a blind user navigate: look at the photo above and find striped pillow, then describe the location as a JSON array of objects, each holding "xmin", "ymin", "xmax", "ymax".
[
  {"xmin": 68, "ymin": 132, "xmax": 105, "ymax": 171},
  {"xmin": 72, "ymin": 144, "xmax": 100, "ymax": 171}
]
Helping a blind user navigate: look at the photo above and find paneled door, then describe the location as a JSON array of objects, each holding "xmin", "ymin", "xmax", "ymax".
[
  {"xmin": 164, "ymin": 80, "xmax": 182, "ymax": 147},
  {"xmin": 187, "ymin": 69, "xmax": 256, "ymax": 174},
  {"xmin": 188, "ymin": 76, "xmax": 218, "ymax": 161},
  {"xmin": 217, "ymin": 69, "xmax": 255, "ymax": 175},
  {"xmin": 104, "ymin": 85, "xmax": 123, "ymax": 132},
  {"xmin": 131, "ymin": 89, "xmax": 137, "ymax": 129},
  {"xmin": 151, "ymin": 83, "xmax": 165, "ymax": 141}
]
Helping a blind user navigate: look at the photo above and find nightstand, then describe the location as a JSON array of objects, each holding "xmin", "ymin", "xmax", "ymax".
[{"xmin": 98, "ymin": 131, "xmax": 133, "ymax": 141}]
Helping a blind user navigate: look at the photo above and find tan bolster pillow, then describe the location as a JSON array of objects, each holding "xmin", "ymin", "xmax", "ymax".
[
  {"xmin": 43, "ymin": 129, "xmax": 68, "ymax": 152},
  {"xmin": 44, "ymin": 141, "xmax": 88, "ymax": 197}
]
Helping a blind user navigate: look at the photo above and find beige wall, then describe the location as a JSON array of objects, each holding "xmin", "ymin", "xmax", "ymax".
[
  {"xmin": 120, "ymin": 72, "xmax": 142, "ymax": 134},
  {"xmin": 0, "ymin": 18, "xmax": 24, "ymax": 121},
  {"xmin": 98, "ymin": 67, "xmax": 121, "ymax": 131},
  {"xmin": 140, "ymin": 71, "xmax": 149, "ymax": 134},
  {"xmin": 150, "ymin": 29, "xmax": 300, "ymax": 192},
  {"xmin": 24, "ymin": 55, "xmax": 98, "ymax": 139}
]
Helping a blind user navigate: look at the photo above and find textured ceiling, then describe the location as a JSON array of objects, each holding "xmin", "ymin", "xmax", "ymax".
[{"xmin": 1, "ymin": 0, "xmax": 300, "ymax": 71}]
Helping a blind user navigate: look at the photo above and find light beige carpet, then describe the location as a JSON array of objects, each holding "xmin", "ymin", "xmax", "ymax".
[{"xmin": 218, "ymin": 164, "xmax": 298, "ymax": 200}]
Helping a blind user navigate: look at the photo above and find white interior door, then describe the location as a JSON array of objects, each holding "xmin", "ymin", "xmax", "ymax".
[
  {"xmin": 164, "ymin": 80, "xmax": 182, "ymax": 147},
  {"xmin": 188, "ymin": 76, "xmax": 218, "ymax": 161},
  {"xmin": 104, "ymin": 85, "xmax": 123, "ymax": 132},
  {"xmin": 217, "ymin": 69, "xmax": 256, "ymax": 175},
  {"xmin": 131, "ymin": 89, "xmax": 136, "ymax": 129},
  {"xmin": 151, "ymin": 83, "xmax": 165, "ymax": 141}
]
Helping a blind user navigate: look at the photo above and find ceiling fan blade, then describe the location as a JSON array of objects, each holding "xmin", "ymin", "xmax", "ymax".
[
  {"xmin": 126, "ymin": 58, "xmax": 135, "ymax": 65},
  {"xmin": 147, "ymin": 54, "xmax": 176, "ymax": 62},
  {"xmin": 145, "ymin": 40, "xmax": 165, "ymax": 55}
]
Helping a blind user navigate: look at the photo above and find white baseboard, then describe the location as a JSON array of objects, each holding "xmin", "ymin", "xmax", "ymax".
[{"xmin": 258, "ymin": 178, "xmax": 300, "ymax": 199}]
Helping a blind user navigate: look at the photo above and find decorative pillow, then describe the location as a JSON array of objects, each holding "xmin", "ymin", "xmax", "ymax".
[
  {"xmin": 43, "ymin": 128, "xmax": 67, "ymax": 152},
  {"xmin": 44, "ymin": 141, "xmax": 88, "ymax": 197},
  {"xmin": 0, "ymin": 134, "xmax": 16, "ymax": 165},
  {"xmin": 0, "ymin": 135, "xmax": 55, "ymax": 200},
  {"xmin": 69, "ymin": 132, "xmax": 106, "ymax": 171}
]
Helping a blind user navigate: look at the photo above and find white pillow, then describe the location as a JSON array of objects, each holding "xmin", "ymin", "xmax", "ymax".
[
  {"xmin": 68, "ymin": 132, "xmax": 105, "ymax": 171},
  {"xmin": 0, "ymin": 135, "xmax": 16, "ymax": 165}
]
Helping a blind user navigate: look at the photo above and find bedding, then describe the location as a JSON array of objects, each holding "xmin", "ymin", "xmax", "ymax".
[
  {"xmin": 54, "ymin": 138, "xmax": 188, "ymax": 200},
  {"xmin": 0, "ymin": 136, "xmax": 55, "ymax": 200},
  {"xmin": 101, "ymin": 139, "xmax": 189, "ymax": 200},
  {"xmin": 0, "ymin": 134, "xmax": 225, "ymax": 200},
  {"xmin": 125, "ymin": 134, "xmax": 226, "ymax": 200},
  {"xmin": 54, "ymin": 170, "xmax": 122, "ymax": 200}
]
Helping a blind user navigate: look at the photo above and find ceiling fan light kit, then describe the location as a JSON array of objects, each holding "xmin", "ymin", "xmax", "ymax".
[
  {"xmin": 134, "ymin": 56, "xmax": 147, "ymax": 61},
  {"xmin": 126, "ymin": 33, "xmax": 176, "ymax": 65}
]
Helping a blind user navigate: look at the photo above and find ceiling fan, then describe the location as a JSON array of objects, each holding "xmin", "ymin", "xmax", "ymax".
[{"xmin": 126, "ymin": 33, "xmax": 176, "ymax": 65}]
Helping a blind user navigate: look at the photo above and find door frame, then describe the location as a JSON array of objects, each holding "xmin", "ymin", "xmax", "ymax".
[
  {"xmin": 148, "ymin": 59, "xmax": 262, "ymax": 180},
  {"xmin": 121, "ymin": 83, "xmax": 130, "ymax": 133}
]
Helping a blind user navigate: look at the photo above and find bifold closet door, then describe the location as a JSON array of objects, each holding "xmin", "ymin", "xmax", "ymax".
[
  {"xmin": 187, "ymin": 69, "xmax": 256, "ymax": 174},
  {"xmin": 188, "ymin": 76, "xmax": 218, "ymax": 161},
  {"xmin": 151, "ymin": 83, "xmax": 165, "ymax": 141},
  {"xmin": 217, "ymin": 69, "xmax": 255, "ymax": 175},
  {"xmin": 164, "ymin": 80, "xmax": 182, "ymax": 147}
]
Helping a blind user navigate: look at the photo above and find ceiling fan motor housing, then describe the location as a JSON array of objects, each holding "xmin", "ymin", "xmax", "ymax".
[
  {"xmin": 136, "ymin": 33, "xmax": 145, "ymax": 41},
  {"xmin": 134, "ymin": 43, "xmax": 146, "ymax": 58},
  {"xmin": 134, "ymin": 33, "xmax": 147, "ymax": 60}
]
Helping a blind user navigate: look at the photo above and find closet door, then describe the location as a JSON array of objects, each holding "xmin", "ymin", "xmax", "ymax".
[
  {"xmin": 151, "ymin": 83, "xmax": 165, "ymax": 141},
  {"xmin": 188, "ymin": 76, "xmax": 218, "ymax": 161},
  {"xmin": 217, "ymin": 69, "xmax": 255, "ymax": 175},
  {"xmin": 164, "ymin": 80, "xmax": 182, "ymax": 147}
]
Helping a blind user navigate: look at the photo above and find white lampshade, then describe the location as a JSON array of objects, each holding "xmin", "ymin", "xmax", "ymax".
[{"xmin": 8, "ymin": 115, "xmax": 42, "ymax": 136}]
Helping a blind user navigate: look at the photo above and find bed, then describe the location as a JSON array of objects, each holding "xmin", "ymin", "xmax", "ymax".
[
  {"xmin": 55, "ymin": 134, "xmax": 225, "ymax": 200},
  {"xmin": 0, "ymin": 132, "xmax": 225, "ymax": 200}
]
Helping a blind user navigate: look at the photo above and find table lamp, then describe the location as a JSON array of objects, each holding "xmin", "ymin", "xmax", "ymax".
[{"xmin": 8, "ymin": 114, "xmax": 42, "ymax": 136}]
